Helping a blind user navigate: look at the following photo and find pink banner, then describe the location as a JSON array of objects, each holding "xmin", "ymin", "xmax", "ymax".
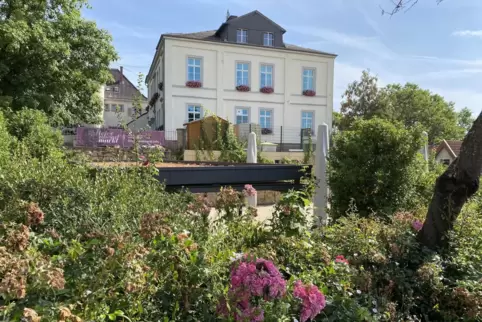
[{"xmin": 76, "ymin": 128, "xmax": 165, "ymax": 148}]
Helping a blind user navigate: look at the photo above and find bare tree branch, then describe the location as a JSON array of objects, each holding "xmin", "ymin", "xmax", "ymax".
[{"xmin": 381, "ymin": 0, "xmax": 444, "ymax": 16}]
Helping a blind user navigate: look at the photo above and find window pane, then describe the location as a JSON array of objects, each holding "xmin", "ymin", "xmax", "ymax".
[
  {"xmin": 104, "ymin": 104, "xmax": 109, "ymax": 112},
  {"xmin": 187, "ymin": 58, "xmax": 201, "ymax": 81}
]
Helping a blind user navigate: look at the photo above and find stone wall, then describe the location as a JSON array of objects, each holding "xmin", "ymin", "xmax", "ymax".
[
  {"xmin": 184, "ymin": 150, "xmax": 306, "ymax": 163},
  {"xmin": 202, "ymin": 190, "xmax": 281, "ymax": 206}
]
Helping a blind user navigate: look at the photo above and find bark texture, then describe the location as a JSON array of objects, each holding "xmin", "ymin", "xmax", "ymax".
[{"xmin": 419, "ymin": 112, "xmax": 482, "ymax": 250}]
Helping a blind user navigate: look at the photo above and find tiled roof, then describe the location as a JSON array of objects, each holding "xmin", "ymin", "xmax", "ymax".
[
  {"xmin": 106, "ymin": 69, "xmax": 148, "ymax": 101},
  {"xmin": 445, "ymin": 140, "xmax": 463, "ymax": 156},
  {"xmin": 436, "ymin": 140, "xmax": 463, "ymax": 158},
  {"xmin": 163, "ymin": 30, "xmax": 336, "ymax": 56}
]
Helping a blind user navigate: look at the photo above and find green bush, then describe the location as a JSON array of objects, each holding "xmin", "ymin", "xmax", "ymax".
[
  {"xmin": 6, "ymin": 109, "xmax": 63, "ymax": 160},
  {"xmin": 328, "ymin": 118, "xmax": 425, "ymax": 219},
  {"xmin": 0, "ymin": 112, "xmax": 11, "ymax": 166}
]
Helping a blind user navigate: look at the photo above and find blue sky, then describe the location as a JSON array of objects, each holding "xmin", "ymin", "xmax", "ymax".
[{"xmin": 85, "ymin": 0, "xmax": 482, "ymax": 115}]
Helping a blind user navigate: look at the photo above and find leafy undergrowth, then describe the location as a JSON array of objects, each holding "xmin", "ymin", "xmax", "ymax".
[{"xmin": 0, "ymin": 154, "xmax": 481, "ymax": 321}]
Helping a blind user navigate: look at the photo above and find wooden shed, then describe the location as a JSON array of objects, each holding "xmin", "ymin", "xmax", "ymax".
[{"xmin": 184, "ymin": 116, "xmax": 230, "ymax": 150}]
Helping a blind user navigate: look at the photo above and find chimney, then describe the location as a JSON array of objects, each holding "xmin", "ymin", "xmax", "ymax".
[{"xmin": 120, "ymin": 66, "xmax": 124, "ymax": 84}]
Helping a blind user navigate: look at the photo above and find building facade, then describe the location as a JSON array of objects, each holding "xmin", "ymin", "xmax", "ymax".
[
  {"xmin": 146, "ymin": 10, "xmax": 336, "ymax": 144},
  {"xmin": 103, "ymin": 67, "xmax": 148, "ymax": 128}
]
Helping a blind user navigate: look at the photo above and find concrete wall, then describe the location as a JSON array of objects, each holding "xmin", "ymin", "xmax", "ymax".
[
  {"xmin": 148, "ymin": 37, "xmax": 334, "ymax": 143},
  {"xmin": 184, "ymin": 149, "xmax": 305, "ymax": 163}
]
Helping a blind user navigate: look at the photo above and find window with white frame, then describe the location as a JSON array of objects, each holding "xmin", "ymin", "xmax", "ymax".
[
  {"xmin": 236, "ymin": 108, "xmax": 249, "ymax": 124},
  {"xmin": 110, "ymin": 104, "xmax": 118, "ymax": 112},
  {"xmin": 187, "ymin": 57, "xmax": 201, "ymax": 82},
  {"xmin": 236, "ymin": 62, "xmax": 249, "ymax": 86},
  {"xmin": 104, "ymin": 104, "xmax": 110, "ymax": 112},
  {"xmin": 187, "ymin": 105, "xmax": 202, "ymax": 122},
  {"xmin": 301, "ymin": 111, "xmax": 313, "ymax": 130},
  {"xmin": 237, "ymin": 29, "xmax": 248, "ymax": 43},
  {"xmin": 260, "ymin": 64, "xmax": 273, "ymax": 88},
  {"xmin": 263, "ymin": 32, "xmax": 274, "ymax": 46},
  {"xmin": 118, "ymin": 104, "xmax": 124, "ymax": 112},
  {"xmin": 114, "ymin": 87, "xmax": 119, "ymax": 92},
  {"xmin": 259, "ymin": 109, "xmax": 272, "ymax": 129},
  {"xmin": 302, "ymin": 68, "xmax": 315, "ymax": 91}
]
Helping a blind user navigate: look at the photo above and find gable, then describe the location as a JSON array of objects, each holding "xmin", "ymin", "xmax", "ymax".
[{"xmin": 228, "ymin": 11, "xmax": 285, "ymax": 33}]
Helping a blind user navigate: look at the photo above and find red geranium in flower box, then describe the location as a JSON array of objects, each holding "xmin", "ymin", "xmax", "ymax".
[
  {"xmin": 236, "ymin": 85, "xmax": 251, "ymax": 92},
  {"xmin": 302, "ymin": 90, "xmax": 316, "ymax": 97},
  {"xmin": 186, "ymin": 81, "xmax": 202, "ymax": 88},
  {"xmin": 260, "ymin": 86, "xmax": 274, "ymax": 94}
]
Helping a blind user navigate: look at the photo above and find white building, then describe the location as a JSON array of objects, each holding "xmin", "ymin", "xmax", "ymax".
[
  {"xmin": 146, "ymin": 10, "xmax": 336, "ymax": 147},
  {"xmin": 103, "ymin": 67, "xmax": 148, "ymax": 128}
]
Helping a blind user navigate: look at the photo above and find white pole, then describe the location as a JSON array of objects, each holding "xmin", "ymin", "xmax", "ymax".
[
  {"xmin": 314, "ymin": 123, "xmax": 329, "ymax": 225},
  {"xmin": 422, "ymin": 131, "xmax": 429, "ymax": 171},
  {"xmin": 247, "ymin": 132, "xmax": 257, "ymax": 207}
]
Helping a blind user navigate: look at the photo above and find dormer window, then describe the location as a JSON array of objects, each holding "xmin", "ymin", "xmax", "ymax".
[
  {"xmin": 263, "ymin": 32, "xmax": 274, "ymax": 46},
  {"xmin": 237, "ymin": 29, "xmax": 248, "ymax": 43}
]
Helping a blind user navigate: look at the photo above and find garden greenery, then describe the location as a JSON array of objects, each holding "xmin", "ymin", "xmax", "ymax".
[
  {"xmin": 328, "ymin": 118, "xmax": 429, "ymax": 219},
  {"xmin": 0, "ymin": 111, "xmax": 480, "ymax": 321}
]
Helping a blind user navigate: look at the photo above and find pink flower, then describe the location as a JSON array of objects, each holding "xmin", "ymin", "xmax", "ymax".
[
  {"xmin": 335, "ymin": 255, "xmax": 349, "ymax": 265},
  {"xmin": 243, "ymin": 184, "xmax": 257, "ymax": 197},
  {"xmin": 294, "ymin": 280, "xmax": 326, "ymax": 322},
  {"xmin": 219, "ymin": 257, "xmax": 286, "ymax": 321},
  {"xmin": 412, "ymin": 220, "xmax": 423, "ymax": 231}
]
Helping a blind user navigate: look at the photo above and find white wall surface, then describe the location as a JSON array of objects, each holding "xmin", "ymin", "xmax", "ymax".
[
  {"xmin": 435, "ymin": 148, "xmax": 455, "ymax": 164},
  {"xmin": 148, "ymin": 37, "xmax": 335, "ymax": 143}
]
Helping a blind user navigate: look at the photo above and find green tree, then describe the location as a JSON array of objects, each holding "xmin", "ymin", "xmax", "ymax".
[
  {"xmin": 339, "ymin": 71, "xmax": 463, "ymax": 144},
  {"xmin": 457, "ymin": 107, "xmax": 475, "ymax": 133},
  {"xmin": 383, "ymin": 83, "xmax": 463, "ymax": 144},
  {"xmin": 328, "ymin": 118, "xmax": 424, "ymax": 219},
  {"xmin": 340, "ymin": 70, "xmax": 388, "ymax": 129},
  {"xmin": 0, "ymin": 0, "xmax": 118, "ymax": 125}
]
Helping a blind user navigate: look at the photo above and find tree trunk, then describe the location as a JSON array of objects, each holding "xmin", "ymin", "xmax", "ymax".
[{"xmin": 419, "ymin": 112, "xmax": 482, "ymax": 250}]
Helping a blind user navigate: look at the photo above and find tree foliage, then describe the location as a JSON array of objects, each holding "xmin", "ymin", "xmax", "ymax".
[
  {"xmin": 328, "ymin": 118, "xmax": 425, "ymax": 219},
  {"xmin": 457, "ymin": 107, "xmax": 475, "ymax": 133},
  {"xmin": 0, "ymin": 0, "xmax": 118, "ymax": 125},
  {"xmin": 339, "ymin": 70, "xmax": 464, "ymax": 144}
]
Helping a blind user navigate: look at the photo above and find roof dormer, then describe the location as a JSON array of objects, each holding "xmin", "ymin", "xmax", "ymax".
[{"xmin": 215, "ymin": 10, "xmax": 286, "ymax": 48}]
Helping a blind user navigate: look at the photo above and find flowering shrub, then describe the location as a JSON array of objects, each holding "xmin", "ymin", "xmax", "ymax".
[
  {"xmin": 0, "ymin": 110, "xmax": 481, "ymax": 321},
  {"xmin": 219, "ymin": 256, "xmax": 287, "ymax": 321},
  {"xmin": 302, "ymin": 90, "xmax": 316, "ymax": 96},
  {"xmin": 293, "ymin": 280, "xmax": 326, "ymax": 322},
  {"xmin": 335, "ymin": 255, "xmax": 349, "ymax": 265},
  {"xmin": 236, "ymin": 85, "xmax": 251, "ymax": 92},
  {"xmin": 260, "ymin": 86, "xmax": 274, "ymax": 94},
  {"xmin": 186, "ymin": 80, "xmax": 202, "ymax": 88},
  {"xmin": 243, "ymin": 184, "xmax": 257, "ymax": 197},
  {"xmin": 412, "ymin": 219, "xmax": 423, "ymax": 231}
]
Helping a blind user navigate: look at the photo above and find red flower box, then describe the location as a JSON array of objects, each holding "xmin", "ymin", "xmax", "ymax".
[
  {"xmin": 236, "ymin": 85, "xmax": 251, "ymax": 92},
  {"xmin": 186, "ymin": 81, "xmax": 202, "ymax": 88},
  {"xmin": 302, "ymin": 90, "xmax": 316, "ymax": 97},
  {"xmin": 260, "ymin": 86, "xmax": 274, "ymax": 94}
]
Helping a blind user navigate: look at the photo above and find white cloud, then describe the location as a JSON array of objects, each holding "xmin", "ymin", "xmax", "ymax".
[
  {"xmin": 409, "ymin": 55, "xmax": 482, "ymax": 67},
  {"xmin": 103, "ymin": 21, "xmax": 159, "ymax": 40},
  {"xmin": 452, "ymin": 30, "xmax": 482, "ymax": 38},
  {"xmin": 411, "ymin": 68, "xmax": 482, "ymax": 81},
  {"xmin": 288, "ymin": 25, "xmax": 396, "ymax": 60},
  {"xmin": 428, "ymin": 87, "xmax": 482, "ymax": 114}
]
